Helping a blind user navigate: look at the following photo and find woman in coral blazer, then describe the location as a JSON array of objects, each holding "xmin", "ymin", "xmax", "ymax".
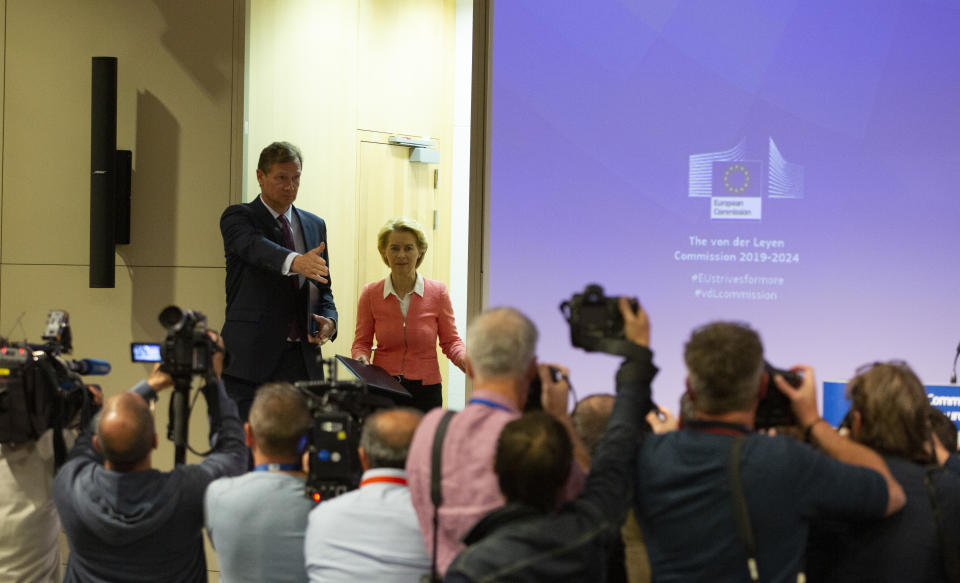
[{"xmin": 352, "ymin": 217, "xmax": 465, "ymax": 412}]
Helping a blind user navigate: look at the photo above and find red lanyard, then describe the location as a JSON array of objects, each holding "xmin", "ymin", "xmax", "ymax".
[{"xmin": 360, "ymin": 475, "xmax": 408, "ymax": 487}]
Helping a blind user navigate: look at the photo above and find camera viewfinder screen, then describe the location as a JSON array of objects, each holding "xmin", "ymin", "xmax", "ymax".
[{"xmin": 131, "ymin": 343, "xmax": 162, "ymax": 363}]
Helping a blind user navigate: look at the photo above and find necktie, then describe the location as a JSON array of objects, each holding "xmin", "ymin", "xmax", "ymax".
[
  {"xmin": 278, "ymin": 214, "xmax": 296, "ymax": 251},
  {"xmin": 278, "ymin": 214, "xmax": 305, "ymax": 341}
]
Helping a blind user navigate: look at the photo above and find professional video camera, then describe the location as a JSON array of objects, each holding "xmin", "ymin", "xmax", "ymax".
[
  {"xmin": 159, "ymin": 305, "xmax": 216, "ymax": 379},
  {"xmin": 0, "ymin": 310, "xmax": 106, "ymax": 467},
  {"xmin": 132, "ymin": 305, "xmax": 218, "ymax": 378},
  {"xmin": 296, "ymin": 358, "xmax": 394, "ymax": 502},
  {"xmin": 132, "ymin": 306, "xmax": 223, "ymax": 465},
  {"xmin": 560, "ymin": 284, "xmax": 640, "ymax": 356}
]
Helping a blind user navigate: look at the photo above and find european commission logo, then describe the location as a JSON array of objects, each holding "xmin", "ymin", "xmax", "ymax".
[{"xmin": 688, "ymin": 138, "xmax": 804, "ymax": 220}]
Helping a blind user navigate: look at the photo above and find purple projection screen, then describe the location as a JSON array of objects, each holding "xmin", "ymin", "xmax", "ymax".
[{"xmin": 488, "ymin": 1, "xmax": 960, "ymax": 409}]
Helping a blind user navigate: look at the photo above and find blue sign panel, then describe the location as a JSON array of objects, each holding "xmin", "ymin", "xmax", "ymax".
[{"xmin": 823, "ymin": 382, "xmax": 960, "ymax": 429}]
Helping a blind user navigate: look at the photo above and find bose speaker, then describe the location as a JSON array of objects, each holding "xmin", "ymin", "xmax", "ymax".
[{"xmin": 90, "ymin": 57, "xmax": 131, "ymax": 288}]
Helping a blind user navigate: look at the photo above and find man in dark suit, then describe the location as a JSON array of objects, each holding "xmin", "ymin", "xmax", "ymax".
[{"xmin": 220, "ymin": 141, "xmax": 338, "ymax": 420}]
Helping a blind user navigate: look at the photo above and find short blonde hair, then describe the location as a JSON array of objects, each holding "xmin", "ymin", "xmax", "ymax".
[{"xmin": 377, "ymin": 217, "xmax": 428, "ymax": 268}]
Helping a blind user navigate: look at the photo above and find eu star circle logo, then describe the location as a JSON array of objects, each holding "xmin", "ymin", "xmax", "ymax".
[{"xmin": 723, "ymin": 164, "xmax": 751, "ymax": 194}]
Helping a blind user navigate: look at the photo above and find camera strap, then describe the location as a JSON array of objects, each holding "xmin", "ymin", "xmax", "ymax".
[
  {"xmin": 427, "ymin": 410, "xmax": 456, "ymax": 582},
  {"xmin": 36, "ymin": 356, "xmax": 69, "ymax": 470},
  {"xmin": 727, "ymin": 436, "xmax": 759, "ymax": 582},
  {"xmin": 202, "ymin": 376, "xmax": 222, "ymax": 434}
]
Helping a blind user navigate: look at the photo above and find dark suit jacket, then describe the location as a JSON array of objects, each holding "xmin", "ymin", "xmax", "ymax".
[{"xmin": 219, "ymin": 196, "xmax": 338, "ymax": 383}]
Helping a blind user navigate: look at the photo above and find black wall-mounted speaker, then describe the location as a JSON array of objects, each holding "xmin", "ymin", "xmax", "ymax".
[{"xmin": 90, "ymin": 56, "xmax": 117, "ymax": 288}]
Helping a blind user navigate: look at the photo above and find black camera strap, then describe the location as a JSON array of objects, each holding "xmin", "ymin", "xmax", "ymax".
[
  {"xmin": 727, "ymin": 436, "xmax": 760, "ymax": 582},
  {"xmin": 726, "ymin": 436, "xmax": 808, "ymax": 583},
  {"xmin": 36, "ymin": 356, "xmax": 70, "ymax": 470},
  {"xmin": 427, "ymin": 410, "xmax": 456, "ymax": 582},
  {"xmin": 202, "ymin": 374, "xmax": 222, "ymax": 434}
]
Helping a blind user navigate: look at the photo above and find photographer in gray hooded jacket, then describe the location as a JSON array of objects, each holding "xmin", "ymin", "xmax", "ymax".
[{"xmin": 53, "ymin": 341, "xmax": 246, "ymax": 583}]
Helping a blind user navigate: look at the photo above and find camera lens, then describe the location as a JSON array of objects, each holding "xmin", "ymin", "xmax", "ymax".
[{"xmin": 158, "ymin": 306, "xmax": 186, "ymax": 331}]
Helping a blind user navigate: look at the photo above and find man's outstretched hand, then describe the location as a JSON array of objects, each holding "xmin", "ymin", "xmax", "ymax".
[{"xmin": 291, "ymin": 242, "xmax": 330, "ymax": 284}]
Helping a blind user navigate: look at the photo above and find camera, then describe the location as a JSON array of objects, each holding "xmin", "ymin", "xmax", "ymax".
[
  {"xmin": 297, "ymin": 359, "xmax": 396, "ymax": 501},
  {"xmin": 132, "ymin": 306, "xmax": 222, "ymax": 465},
  {"xmin": 156, "ymin": 305, "xmax": 217, "ymax": 379},
  {"xmin": 560, "ymin": 284, "xmax": 638, "ymax": 355},
  {"xmin": 754, "ymin": 363, "xmax": 802, "ymax": 430},
  {"xmin": 0, "ymin": 310, "xmax": 102, "ymax": 464},
  {"xmin": 524, "ymin": 365, "xmax": 562, "ymax": 413}
]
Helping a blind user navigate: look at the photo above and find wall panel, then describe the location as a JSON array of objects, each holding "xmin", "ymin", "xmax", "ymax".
[
  {"xmin": 0, "ymin": 1, "xmax": 244, "ymax": 478},
  {"xmin": 1, "ymin": 0, "xmax": 237, "ymax": 268},
  {"xmin": 0, "ymin": 264, "xmax": 228, "ymax": 462}
]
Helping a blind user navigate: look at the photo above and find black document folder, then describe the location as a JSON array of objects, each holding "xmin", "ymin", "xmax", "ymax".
[{"xmin": 335, "ymin": 355, "xmax": 412, "ymax": 401}]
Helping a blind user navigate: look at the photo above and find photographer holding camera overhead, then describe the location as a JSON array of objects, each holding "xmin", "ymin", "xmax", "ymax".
[
  {"xmin": 445, "ymin": 295, "xmax": 656, "ymax": 582},
  {"xmin": 352, "ymin": 217, "xmax": 465, "ymax": 413},
  {"xmin": 53, "ymin": 328, "xmax": 246, "ymax": 583}
]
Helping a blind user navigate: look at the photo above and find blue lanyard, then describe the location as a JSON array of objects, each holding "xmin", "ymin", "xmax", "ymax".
[
  {"xmin": 253, "ymin": 463, "xmax": 302, "ymax": 472},
  {"xmin": 468, "ymin": 398, "xmax": 513, "ymax": 413}
]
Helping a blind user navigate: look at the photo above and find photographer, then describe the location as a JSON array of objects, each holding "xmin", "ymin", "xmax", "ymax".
[
  {"xmin": 405, "ymin": 307, "xmax": 588, "ymax": 577},
  {"xmin": 1, "ymin": 331, "xmax": 101, "ymax": 583},
  {"xmin": 808, "ymin": 361, "xmax": 960, "ymax": 583},
  {"xmin": 1, "ymin": 430, "xmax": 70, "ymax": 582},
  {"xmin": 305, "ymin": 408, "xmax": 429, "ymax": 582},
  {"xmin": 205, "ymin": 382, "xmax": 314, "ymax": 583},
  {"xmin": 634, "ymin": 322, "xmax": 906, "ymax": 583},
  {"xmin": 445, "ymin": 298, "xmax": 655, "ymax": 581},
  {"xmin": 53, "ymin": 333, "xmax": 246, "ymax": 583}
]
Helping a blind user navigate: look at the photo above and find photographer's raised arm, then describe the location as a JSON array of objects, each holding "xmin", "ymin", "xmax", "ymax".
[
  {"xmin": 774, "ymin": 366, "xmax": 906, "ymax": 516},
  {"xmin": 197, "ymin": 334, "xmax": 246, "ymax": 479},
  {"xmin": 143, "ymin": 362, "xmax": 174, "ymax": 395},
  {"xmin": 579, "ymin": 297, "xmax": 656, "ymax": 522}
]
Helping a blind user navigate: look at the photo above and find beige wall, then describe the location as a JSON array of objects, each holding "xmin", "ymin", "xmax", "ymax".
[
  {"xmin": 0, "ymin": 0, "xmax": 245, "ymax": 470},
  {"xmin": 0, "ymin": 0, "xmax": 463, "ymax": 453},
  {"xmin": 247, "ymin": 0, "xmax": 458, "ymax": 384},
  {"xmin": 0, "ymin": 0, "xmax": 461, "ymax": 577}
]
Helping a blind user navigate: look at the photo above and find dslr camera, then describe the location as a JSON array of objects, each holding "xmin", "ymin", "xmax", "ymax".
[
  {"xmin": 560, "ymin": 284, "xmax": 638, "ymax": 355},
  {"xmin": 755, "ymin": 363, "xmax": 802, "ymax": 430}
]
